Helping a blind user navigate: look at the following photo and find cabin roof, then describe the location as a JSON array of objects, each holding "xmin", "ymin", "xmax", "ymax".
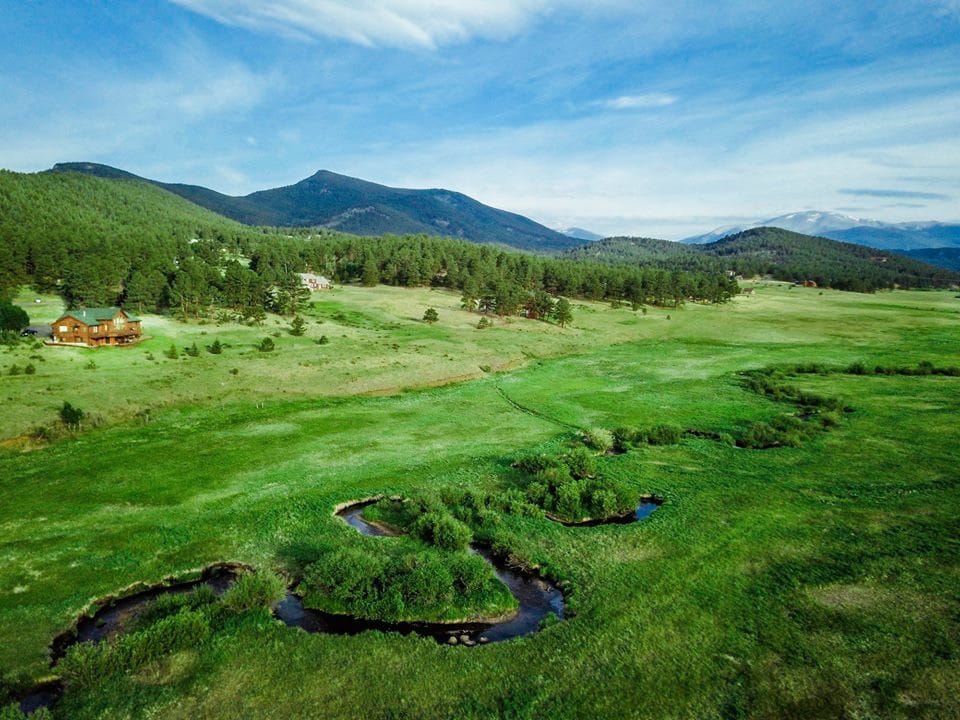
[{"xmin": 56, "ymin": 307, "xmax": 141, "ymax": 326}]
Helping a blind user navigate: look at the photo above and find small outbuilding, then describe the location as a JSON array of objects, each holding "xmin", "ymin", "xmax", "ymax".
[{"xmin": 50, "ymin": 307, "xmax": 142, "ymax": 347}]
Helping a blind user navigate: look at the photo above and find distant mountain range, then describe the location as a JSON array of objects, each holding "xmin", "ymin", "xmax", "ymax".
[
  {"xmin": 683, "ymin": 211, "xmax": 960, "ymax": 252},
  {"xmin": 49, "ymin": 163, "xmax": 581, "ymax": 253},
  {"xmin": 564, "ymin": 227, "xmax": 960, "ymax": 291},
  {"xmin": 555, "ymin": 226, "xmax": 605, "ymax": 242}
]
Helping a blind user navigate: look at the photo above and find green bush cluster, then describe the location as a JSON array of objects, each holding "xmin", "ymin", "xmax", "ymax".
[
  {"xmin": 410, "ymin": 511, "xmax": 472, "ymax": 551},
  {"xmin": 221, "ymin": 572, "xmax": 286, "ymax": 613},
  {"xmin": 300, "ymin": 546, "xmax": 500, "ymax": 622},
  {"xmin": 740, "ymin": 371, "xmax": 849, "ymax": 412},
  {"xmin": 735, "ymin": 367, "xmax": 859, "ymax": 449},
  {"xmin": 611, "ymin": 424, "xmax": 682, "ymax": 451},
  {"xmin": 737, "ymin": 414, "xmax": 818, "ymax": 449},
  {"xmin": 582, "ymin": 428, "xmax": 613, "ymax": 452},
  {"xmin": 134, "ymin": 585, "xmax": 218, "ymax": 629},
  {"xmin": 366, "ymin": 496, "xmax": 478, "ymax": 549},
  {"xmin": 790, "ymin": 360, "xmax": 960, "ymax": 377},
  {"xmin": 59, "ymin": 610, "xmax": 210, "ymax": 688},
  {"xmin": 515, "ymin": 450, "xmax": 632, "ymax": 521}
]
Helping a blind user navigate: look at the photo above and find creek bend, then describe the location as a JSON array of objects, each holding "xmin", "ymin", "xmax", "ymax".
[
  {"xmin": 20, "ymin": 496, "xmax": 660, "ymax": 713},
  {"xmin": 273, "ymin": 500, "xmax": 565, "ymax": 645}
]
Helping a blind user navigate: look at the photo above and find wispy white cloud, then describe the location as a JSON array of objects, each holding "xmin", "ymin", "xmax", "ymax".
[
  {"xmin": 602, "ymin": 93, "xmax": 677, "ymax": 110},
  {"xmin": 839, "ymin": 188, "xmax": 952, "ymax": 200},
  {"xmin": 329, "ymin": 58, "xmax": 960, "ymax": 237},
  {"xmin": 168, "ymin": 0, "xmax": 558, "ymax": 48},
  {"xmin": 0, "ymin": 38, "xmax": 274, "ymax": 182}
]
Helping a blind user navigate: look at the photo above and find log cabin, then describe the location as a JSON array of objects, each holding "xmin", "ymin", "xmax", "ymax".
[{"xmin": 50, "ymin": 307, "xmax": 142, "ymax": 347}]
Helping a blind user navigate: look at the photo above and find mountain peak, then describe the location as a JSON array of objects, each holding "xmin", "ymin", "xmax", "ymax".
[
  {"xmin": 49, "ymin": 163, "xmax": 581, "ymax": 252},
  {"xmin": 683, "ymin": 210, "xmax": 960, "ymax": 250}
]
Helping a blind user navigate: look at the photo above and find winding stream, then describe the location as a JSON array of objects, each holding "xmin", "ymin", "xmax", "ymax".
[
  {"xmin": 273, "ymin": 501, "xmax": 565, "ymax": 645},
  {"xmin": 19, "ymin": 497, "xmax": 659, "ymax": 713}
]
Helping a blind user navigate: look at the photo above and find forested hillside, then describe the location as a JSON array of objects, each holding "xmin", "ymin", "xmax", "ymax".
[
  {"xmin": 565, "ymin": 228, "xmax": 959, "ymax": 291},
  {"xmin": 49, "ymin": 163, "xmax": 582, "ymax": 252},
  {"xmin": 0, "ymin": 170, "xmax": 737, "ymax": 320},
  {"xmin": 901, "ymin": 247, "xmax": 960, "ymax": 271}
]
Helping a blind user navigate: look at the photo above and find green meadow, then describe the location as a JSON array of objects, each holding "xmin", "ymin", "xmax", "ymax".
[{"xmin": 1, "ymin": 283, "xmax": 959, "ymax": 719}]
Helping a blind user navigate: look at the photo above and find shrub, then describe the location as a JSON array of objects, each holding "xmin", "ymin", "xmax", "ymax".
[
  {"xmin": 7, "ymin": 364, "xmax": 21, "ymax": 376},
  {"xmin": 794, "ymin": 362, "xmax": 830, "ymax": 375},
  {"xmin": 644, "ymin": 424, "xmax": 682, "ymax": 445},
  {"xmin": 738, "ymin": 421, "xmax": 779, "ymax": 449},
  {"xmin": 819, "ymin": 410, "xmax": 842, "ymax": 428},
  {"xmin": 206, "ymin": 339, "xmax": 223, "ymax": 354},
  {"xmin": 554, "ymin": 478, "xmax": 587, "ymax": 519},
  {"xmin": 515, "ymin": 453, "xmax": 566, "ymax": 477},
  {"xmin": 525, "ymin": 481, "xmax": 549, "ymax": 507},
  {"xmin": 58, "ymin": 401, "xmax": 84, "ymax": 429},
  {"xmin": 221, "ymin": 571, "xmax": 286, "ymax": 613},
  {"xmin": 589, "ymin": 488, "xmax": 619, "ymax": 518},
  {"xmin": 0, "ymin": 299, "xmax": 28, "ymax": 332},
  {"xmin": 136, "ymin": 585, "xmax": 218, "ymax": 628},
  {"xmin": 164, "ymin": 343, "xmax": 179, "ymax": 360},
  {"xmin": 562, "ymin": 446, "xmax": 596, "ymax": 479},
  {"xmin": 257, "ymin": 337, "xmax": 275, "ymax": 352},
  {"xmin": 184, "ymin": 342, "xmax": 200, "ymax": 357},
  {"xmin": 317, "ymin": 335, "xmax": 330, "ymax": 345},
  {"xmin": 583, "ymin": 428, "xmax": 613, "ymax": 453},
  {"xmin": 422, "ymin": 308, "xmax": 439, "ymax": 324},
  {"xmin": 301, "ymin": 546, "xmax": 496, "ymax": 622},
  {"xmin": 611, "ymin": 426, "xmax": 638, "ymax": 452},
  {"xmin": 59, "ymin": 610, "xmax": 210, "ymax": 688},
  {"xmin": 477, "ymin": 316, "xmax": 491, "ymax": 329},
  {"xmin": 411, "ymin": 511, "xmax": 472, "ymax": 551},
  {"xmin": 0, "ymin": 331, "xmax": 20, "ymax": 346},
  {"xmin": 290, "ymin": 316, "xmax": 307, "ymax": 336}
]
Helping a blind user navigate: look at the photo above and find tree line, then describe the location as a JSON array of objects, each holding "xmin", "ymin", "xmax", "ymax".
[
  {"xmin": 0, "ymin": 170, "xmax": 739, "ymax": 321},
  {"xmin": 565, "ymin": 228, "xmax": 960, "ymax": 292}
]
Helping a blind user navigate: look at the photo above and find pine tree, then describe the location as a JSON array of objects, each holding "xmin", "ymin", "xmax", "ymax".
[{"xmin": 552, "ymin": 297, "xmax": 573, "ymax": 328}]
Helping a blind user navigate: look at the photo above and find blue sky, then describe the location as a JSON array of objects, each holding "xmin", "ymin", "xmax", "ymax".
[{"xmin": 2, "ymin": 0, "xmax": 959, "ymax": 238}]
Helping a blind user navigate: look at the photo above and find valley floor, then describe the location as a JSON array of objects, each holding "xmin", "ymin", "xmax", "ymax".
[{"xmin": 1, "ymin": 283, "xmax": 959, "ymax": 719}]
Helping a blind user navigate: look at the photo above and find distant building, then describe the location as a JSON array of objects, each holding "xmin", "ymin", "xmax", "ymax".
[
  {"xmin": 50, "ymin": 307, "xmax": 142, "ymax": 347},
  {"xmin": 298, "ymin": 273, "xmax": 331, "ymax": 291}
]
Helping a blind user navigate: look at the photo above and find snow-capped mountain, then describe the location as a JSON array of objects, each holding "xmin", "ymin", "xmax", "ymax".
[{"xmin": 682, "ymin": 211, "xmax": 960, "ymax": 250}]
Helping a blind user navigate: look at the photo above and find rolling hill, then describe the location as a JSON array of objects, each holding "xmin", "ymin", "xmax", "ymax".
[
  {"xmin": 49, "ymin": 163, "xmax": 580, "ymax": 252},
  {"xmin": 683, "ymin": 211, "xmax": 960, "ymax": 251},
  {"xmin": 565, "ymin": 227, "xmax": 960, "ymax": 291}
]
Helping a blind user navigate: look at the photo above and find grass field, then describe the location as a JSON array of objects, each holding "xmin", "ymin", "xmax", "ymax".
[{"xmin": 1, "ymin": 283, "xmax": 958, "ymax": 719}]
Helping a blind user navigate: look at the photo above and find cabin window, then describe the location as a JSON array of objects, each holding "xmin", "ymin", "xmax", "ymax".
[
  {"xmin": 59, "ymin": 325, "xmax": 67, "ymax": 332},
  {"xmin": 114, "ymin": 316, "xmax": 125, "ymax": 328}
]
